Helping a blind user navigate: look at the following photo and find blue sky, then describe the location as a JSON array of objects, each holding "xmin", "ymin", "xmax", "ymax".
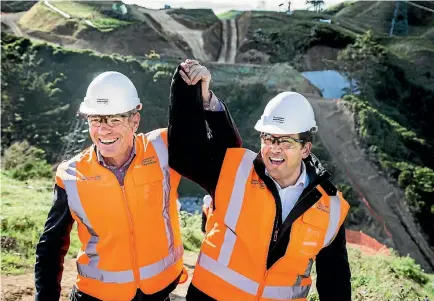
[{"xmin": 123, "ymin": 0, "xmax": 345, "ymax": 14}]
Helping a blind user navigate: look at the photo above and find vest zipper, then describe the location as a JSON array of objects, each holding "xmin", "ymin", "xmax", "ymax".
[
  {"xmin": 121, "ymin": 186, "xmax": 140, "ymax": 287},
  {"xmin": 256, "ymin": 269, "xmax": 269, "ymax": 301},
  {"xmin": 273, "ymin": 229, "xmax": 278, "ymax": 242}
]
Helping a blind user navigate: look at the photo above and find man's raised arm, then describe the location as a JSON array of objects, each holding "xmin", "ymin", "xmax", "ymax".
[{"xmin": 168, "ymin": 60, "xmax": 242, "ymax": 196}]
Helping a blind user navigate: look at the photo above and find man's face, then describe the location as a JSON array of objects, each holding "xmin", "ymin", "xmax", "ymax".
[
  {"xmin": 260, "ymin": 133, "xmax": 311, "ymax": 182},
  {"xmin": 88, "ymin": 113, "xmax": 140, "ymax": 160}
]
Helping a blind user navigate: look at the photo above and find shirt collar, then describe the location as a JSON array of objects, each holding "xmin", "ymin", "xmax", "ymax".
[
  {"xmin": 266, "ymin": 161, "xmax": 307, "ymax": 191},
  {"xmin": 97, "ymin": 137, "xmax": 136, "ymax": 169}
]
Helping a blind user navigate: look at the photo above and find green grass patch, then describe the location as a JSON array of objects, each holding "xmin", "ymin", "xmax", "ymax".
[
  {"xmin": 308, "ymin": 248, "xmax": 434, "ymax": 300},
  {"xmin": 19, "ymin": 2, "xmax": 69, "ymax": 32},
  {"xmin": 168, "ymin": 8, "xmax": 219, "ymax": 29},
  {"xmin": 19, "ymin": 1, "xmax": 134, "ymax": 32},
  {"xmin": 179, "ymin": 212, "xmax": 203, "ymax": 252},
  {"xmin": 51, "ymin": 1, "xmax": 133, "ymax": 31},
  {"xmin": 380, "ymin": 36, "xmax": 434, "ymax": 61},
  {"xmin": 323, "ymin": 1, "xmax": 355, "ymax": 15},
  {"xmin": 217, "ymin": 10, "xmax": 243, "ymax": 20},
  {"xmin": 0, "ymin": 173, "xmax": 80, "ymax": 274},
  {"xmin": 50, "ymin": 1, "xmax": 96, "ymax": 19}
]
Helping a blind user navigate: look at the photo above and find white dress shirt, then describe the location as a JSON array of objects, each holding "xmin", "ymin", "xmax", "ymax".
[{"xmin": 266, "ymin": 162, "xmax": 309, "ymax": 221}]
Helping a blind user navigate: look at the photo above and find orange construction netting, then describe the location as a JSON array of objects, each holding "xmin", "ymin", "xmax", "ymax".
[{"xmin": 346, "ymin": 229, "xmax": 390, "ymax": 255}]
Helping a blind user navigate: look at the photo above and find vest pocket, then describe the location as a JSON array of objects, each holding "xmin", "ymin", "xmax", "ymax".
[
  {"xmin": 293, "ymin": 222, "xmax": 326, "ymax": 257},
  {"xmin": 133, "ymin": 168, "xmax": 164, "ymax": 207},
  {"xmin": 302, "ymin": 206, "xmax": 329, "ymax": 231},
  {"xmin": 132, "ymin": 166, "xmax": 164, "ymax": 185}
]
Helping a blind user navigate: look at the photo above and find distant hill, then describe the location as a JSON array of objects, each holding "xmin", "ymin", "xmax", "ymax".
[
  {"xmin": 0, "ymin": 0, "xmax": 36, "ymax": 13},
  {"xmin": 334, "ymin": 1, "xmax": 434, "ymax": 36}
]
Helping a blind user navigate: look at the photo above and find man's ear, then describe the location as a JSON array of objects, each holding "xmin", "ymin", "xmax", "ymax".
[
  {"xmin": 301, "ymin": 142, "xmax": 312, "ymax": 159},
  {"xmin": 132, "ymin": 113, "xmax": 140, "ymax": 133}
]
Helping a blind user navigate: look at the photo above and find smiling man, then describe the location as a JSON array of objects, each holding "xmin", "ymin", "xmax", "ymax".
[
  {"xmin": 34, "ymin": 69, "xmax": 241, "ymax": 301},
  {"xmin": 170, "ymin": 63, "xmax": 352, "ymax": 301}
]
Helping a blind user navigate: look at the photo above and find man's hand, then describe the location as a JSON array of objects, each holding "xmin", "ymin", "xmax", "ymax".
[{"xmin": 179, "ymin": 59, "xmax": 211, "ymax": 102}]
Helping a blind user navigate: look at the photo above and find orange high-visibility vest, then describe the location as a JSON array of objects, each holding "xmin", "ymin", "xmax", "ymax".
[
  {"xmin": 192, "ymin": 148, "xmax": 350, "ymax": 301},
  {"xmin": 56, "ymin": 129, "xmax": 183, "ymax": 301}
]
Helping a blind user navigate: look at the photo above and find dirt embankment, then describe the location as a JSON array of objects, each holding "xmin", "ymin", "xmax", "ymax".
[
  {"xmin": 25, "ymin": 22, "xmax": 187, "ymax": 59},
  {"xmin": 138, "ymin": 8, "xmax": 209, "ymax": 61},
  {"xmin": 236, "ymin": 11, "xmax": 251, "ymax": 51},
  {"xmin": 235, "ymin": 12, "xmax": 271, "ymax": 64},
  {"xmin": 203, "ymin": 22, "xmax": 222, "ymax": 61},
  {"xmin": 1, "ymin": 12, "xmax": 26, "ymax": 37},
  {"xmin": 76, "ymin": 23, "xmax": 187, "ymax": 58},
  {"xmin": 300, "ymin": 45, "xmax": 341, "ymax": 71}
]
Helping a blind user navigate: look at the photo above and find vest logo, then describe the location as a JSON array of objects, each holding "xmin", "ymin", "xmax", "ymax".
[
  {"xmin": 142, "ymin": 156, "xmax": 157, "ymax": 166},
  {"xmin": 96, "ymin": 98, "xmax": 109, "ymax": 105},
  {"xmin": 80, "ymin": 175, "xmax": 101, "ymax": 181},
  {"xmin": 251, "ymin": 179, "xmax": 266, "ymax": 189},
  {"xmin": 316, "ymin": 203, "xmax": 330, "ymax": 213},
  {"xmin": 272, "ymin": 116, "xmax": 285, "ymax": 124}
]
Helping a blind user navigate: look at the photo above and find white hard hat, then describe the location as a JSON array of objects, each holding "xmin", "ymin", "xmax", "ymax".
[
  {"xmin": 254, "ymin": 92, "xmax": 317, "ymax": 134},
  {"xmin": 79, "ymin": 71, "xmax": 141, "ymax": 115}
]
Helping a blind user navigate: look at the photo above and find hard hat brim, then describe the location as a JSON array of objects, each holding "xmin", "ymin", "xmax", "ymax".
[
  {"xmin": 79, "ymin": 102, "xmax": 141, "ymax": 116},
  {"xmin": 79, "ymin": 102, "xmax": 102, "ymax": 115},
  {"xmin": 254, "ymin": 122, "xmax": 297, "ymax": 135},
  {"xmin": 254, "ymin": 120, "xmax": 318, "ymax": 135}
]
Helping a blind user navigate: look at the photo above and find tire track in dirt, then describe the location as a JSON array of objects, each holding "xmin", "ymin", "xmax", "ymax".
[
  {"xmin": 137, "ymin": 8, "xmax": 208, "ymax": 61},
  {"xmin": 217, "ymin": 19, "xmax": 237, "ymax": 63}
]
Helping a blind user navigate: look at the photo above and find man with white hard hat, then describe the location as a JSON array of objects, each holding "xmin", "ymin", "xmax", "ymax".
[
  {"xmin": 170, "ymin": 65, "xmax": 351, "ymax": 301},
  {"xmin": 35, "ymin": 67, "xmax": 241, "ymax": 301}
]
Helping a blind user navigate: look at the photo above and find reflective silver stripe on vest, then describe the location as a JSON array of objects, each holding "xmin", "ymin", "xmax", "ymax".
[
  {"xmin": 76, "ymin": 262, "xmax": 134, "ymax": 283},
  {"xmin": 262, "ymin": 285, "xmax": 311, "ymax": 300},
  {"xmin": 294, "ymin": 258, "xmax": 313, "ymax": 286},
  {"xmin": 139, "ymin": 244, "xmax": 184, "ymax": 280},
  {"xmin": 63, "ymin": 161, "xmax": 101, "ymax": 270},
  {"xmin": 323, "ymin": 194, "xmax": 341, "ymax": 247},
  {"xmin": 148, "ymin": 130, "xmax": 175, "ymax": 256},
  {"xmin": 218, "ymin": 150, "xmax": 257, "ymax": 266},
  {"xmin": 198, "ymin": 253, "xmax": 259, "ymax": 295}
]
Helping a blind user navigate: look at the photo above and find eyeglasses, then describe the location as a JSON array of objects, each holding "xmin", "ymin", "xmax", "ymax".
[
  {"xmin": 87, "ymin": 113, "xmax": 132, "ymax": 127},
  {"xmin": 260, "ymin": 133, "xmax": 304, "ymax": 149}
]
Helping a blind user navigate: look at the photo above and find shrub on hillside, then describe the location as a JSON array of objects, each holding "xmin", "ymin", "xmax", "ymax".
[
  {"xmin": 390, "ymin": 255, "xmax": 430, "ymax": 285},
  {"xmin": 2, "ymin": 141, "xmax": 52, "ymax": 180},
  {"xmin": 343, "ymin": 95, "xmax": 434, "ymax": 244},
  {"xmin": 179, "ymin": 212, "xmax": 203, "ymax": 251},
  {"xmin": 337, "ymin": 30, "xmax": 387, "ymax": 98}
]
